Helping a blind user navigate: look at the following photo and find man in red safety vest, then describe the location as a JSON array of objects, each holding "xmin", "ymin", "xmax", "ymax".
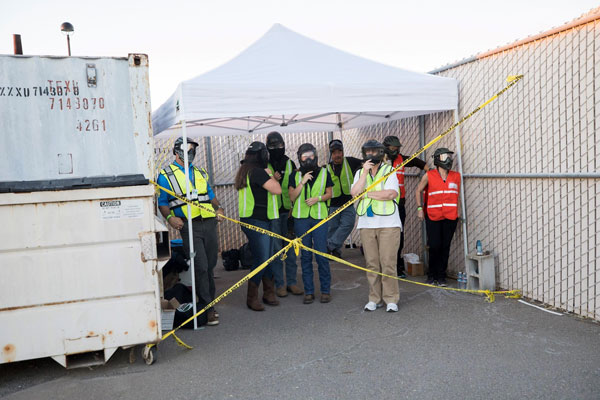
[{"xmin": 415, "ymin": 148, "xmax": 460, "ymax": 287}]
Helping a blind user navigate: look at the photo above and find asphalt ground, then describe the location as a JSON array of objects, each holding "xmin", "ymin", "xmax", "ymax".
[{"xmin": 1, "ymin": 248, "xmax": 599, "ymax": 399}]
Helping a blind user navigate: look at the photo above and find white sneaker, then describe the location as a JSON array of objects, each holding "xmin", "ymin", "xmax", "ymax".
[
  {"xmin": 386, "ymin": 303, "xmax": 398, "ymax": 312},
  {"xmin": 364, "ymin": 301, "xmax": 377, "ymax": 311}
]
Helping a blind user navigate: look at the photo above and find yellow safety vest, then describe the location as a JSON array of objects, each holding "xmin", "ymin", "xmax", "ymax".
[
  {"xmin": 292, "ymin": 168, "xmax": 329, "ymax": 220},
  {"xmin": 327, "ymin": 157, "xmax": 353, "ymax": 198},
  {"xmin": 238, "ymin": 173, "xmax": 280, "ymax": 220},
  {"xmin": 356, "ymin": 164, "xmax": 396, "ymax": 216},
  {"xmin": 268, "ymin": 159, "xmax": 294, "ymax": 210},
  {"xmin": 160, "ymin": 164, "xmax": 215, "ymax": 219}
]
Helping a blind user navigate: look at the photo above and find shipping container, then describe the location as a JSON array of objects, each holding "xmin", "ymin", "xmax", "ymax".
[{"xmin": 0, "ymin": 53, "xmax": 167, "ymax": 367}]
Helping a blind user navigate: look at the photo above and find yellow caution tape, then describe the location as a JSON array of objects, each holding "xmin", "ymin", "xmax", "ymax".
[{"xmin": 149, "ymin": 75, "xmax": 524, "ymax": 350}]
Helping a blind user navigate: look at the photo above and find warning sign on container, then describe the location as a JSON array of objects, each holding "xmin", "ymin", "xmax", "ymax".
[{"xmin": 99, "ymin": 199, "xmax": 144, "ymax": 220}]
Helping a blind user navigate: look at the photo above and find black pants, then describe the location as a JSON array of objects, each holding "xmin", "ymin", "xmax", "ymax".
[
  {"xmin": 396, "ymin": 202, "xmax": 406, "ymax": 274},
  {"xmin": 425, "ymin": 218, "xmax": 458, "ymax": 280},
  {"xmin": 180, "ymin": 217, "xmax": 218, "ymax": 311}
]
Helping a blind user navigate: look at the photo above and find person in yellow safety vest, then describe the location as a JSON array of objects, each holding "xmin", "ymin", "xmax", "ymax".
[
  {"xmin": 288, "ymin": 143, "xmax": 334, "ymax": 305},
  {"xmin": 157, "ymin": 137, "xmax": 225, "ymax": 326},
  {"xmin": 351, "ymin": 140, "xmax": 402, "ymax": 313},
  {"xmin": 382, "ymin": 135, "xmax": 429, "ymax": 279},
  {"xmin": 265, "ymin": 132, "xmax": 303, "ymax": 298},
  {"xmin": 234, "ymin": 141, "xmax": 283, "ymax": 311},
  {"xmin": 326, "ymin": 139, "xmax": 363, "ymax": 259}
]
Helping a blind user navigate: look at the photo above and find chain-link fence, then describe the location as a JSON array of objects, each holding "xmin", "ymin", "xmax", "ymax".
[{"xmin": 154, "ymin": 16, "xmax": 599, "ymax": 321}]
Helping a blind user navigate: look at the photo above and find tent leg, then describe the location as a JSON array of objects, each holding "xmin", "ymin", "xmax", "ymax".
[
  {"xmin": 181, "ymin": 119, "xmax": 199, "ymax": 330},
  {"xmin": 418, "ymin": 116, "xmax": 428, "ymax": 268},
  {"xmin": 453, "ymin": 109, "xmax": 469, "ymax": 271}
]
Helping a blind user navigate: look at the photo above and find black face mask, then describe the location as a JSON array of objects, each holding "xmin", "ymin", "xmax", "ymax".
[
  {"xmin": 300, "ymin": 157, "xmax": 318, "ymax": 173},
  {"xmin": 364, "ymin": 155, "xmax": 382, "ymax": 164},
  {"xmin": 384, "ymin": 148, "xmax": 398, "ymax": 160},
  {"xmin": 268, "ymin": 148, "xmax": 285, "ymax": 162}
]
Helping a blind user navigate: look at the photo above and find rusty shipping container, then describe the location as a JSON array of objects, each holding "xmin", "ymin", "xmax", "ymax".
[{"xmin": 0, "ymin": 54, "xmax": 167, "ymax": 367}]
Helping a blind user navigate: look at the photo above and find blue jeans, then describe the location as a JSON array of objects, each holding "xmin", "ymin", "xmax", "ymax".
[
  {"xmin": 294, "ymin": 218, "xmax": 330, "ymax": 295},
  {"xmin": 270, "ymin": 212, "xmax": 298, "ymax": 288},
  {"xmin": 327, "ymin": 204, "xmax": 356, "ymax": 251},
  {"xmin": 240, "ymin": 218, "xmax": 274, "ymax": 285}
]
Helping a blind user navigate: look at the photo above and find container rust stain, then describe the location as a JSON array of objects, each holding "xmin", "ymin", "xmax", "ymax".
[
  {"xmin": 148, "ymin": 320, "xmax": 156, "ymax": 329},
  {"xmin": 3, "ymin": 344, "xmax": 15, "ymax": 362}
]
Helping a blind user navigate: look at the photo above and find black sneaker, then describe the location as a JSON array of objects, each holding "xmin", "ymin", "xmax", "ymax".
[
  {"xmin": 397, "ymin": 270, "xmax": 407, "ymax": 279},
  {"xmin": 426, "ymin": 278, "xmax": 435, "ymax": 285},
  {"xmin": 330, "ymin": 248, "xmax": 342, "ymax": 259},
  {"xmin": 437, "ymin": 278, "xmax": 448, "ymax": 287}
]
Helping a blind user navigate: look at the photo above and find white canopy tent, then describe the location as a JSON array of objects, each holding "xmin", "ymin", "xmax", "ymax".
[
  {"xmin": 152, "ymin": 24, "xmax": 465, "ymax": 328},
  {"xmin": 152, "ymin": 23, "xmax": 458, "ymax": 137}
]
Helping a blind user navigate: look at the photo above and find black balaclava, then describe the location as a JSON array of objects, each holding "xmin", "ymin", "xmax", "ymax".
[
  {"xmin": 266, "ymin": 131, "xmax": 286, "ymax": 165},
  {"xmin": 383, "ymin": 136, "xmax": 401, "ymax": 160}
]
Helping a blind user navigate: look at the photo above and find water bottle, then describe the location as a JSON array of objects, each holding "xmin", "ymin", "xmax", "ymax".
[
  {"xmin": 476, "ymin": 240, "xmax": 483, "ymax": 256},
  {"xmin": 462, "ymin": 272, "xmax": 468, "ymax": 289},
  {"xmin": 457, "ymin": 272, "xmax": 463, "ymax": 289}
]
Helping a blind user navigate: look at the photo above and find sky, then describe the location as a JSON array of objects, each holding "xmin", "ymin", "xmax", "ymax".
[{"xmin": 1, "ymin": 0, "xmax": 598, "ymax": 110}]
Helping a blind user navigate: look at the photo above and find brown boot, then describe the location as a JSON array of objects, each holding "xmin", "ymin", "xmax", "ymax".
[
  {"xmin": 247, "ymin": 281, "xmax": 265, "ymax": 311},
  {"xmin": 276, "ymin": 287, "xmax": 288, "ymax": 297},
  {"xmin": 262, "ymin": 276, "xmax": 280, "ymax": 306},
  {"xmin": 287, "ymin": 284, "xmax": 304, "ymax": 295}
]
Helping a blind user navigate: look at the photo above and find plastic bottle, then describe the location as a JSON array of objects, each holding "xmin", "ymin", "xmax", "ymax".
[
  {"xmin": 459, "ymin": 272, "xmax": 466, "ymax": 289},
  {"xmin": 476, "ymin": 240, "xmax": 483, "ymax": 256}
]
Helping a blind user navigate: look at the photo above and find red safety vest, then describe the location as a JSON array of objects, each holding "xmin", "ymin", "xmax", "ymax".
[
  {"xmin": 392, "ymin": 154, "xmax": 405, "ymax": 199},
  {"xmin": 426, "ymin": 169, "xmax": 460, "ymax": 221}
]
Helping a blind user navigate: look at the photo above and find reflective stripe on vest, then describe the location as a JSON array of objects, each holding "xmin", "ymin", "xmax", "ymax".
[
  {"xmin": 393, "ymin": 154, "xmax": 406, "ymax": 200},
  {"xmin": 327, "ymin": 158, "xmax": 353, "ymax": 198},
  {"xmin": 268, "ymin": 160, "xmax": 293, "ymax": 210},
  {"xmin": 356, "ymin": 164, "xmax": 396, "ymax": 216},
  {"xmin": 160, "ymin": 164, "xmax": 215, "ymax": 219},
  {"xmin": 292, "ymin": 167, "xmax": 329, "ymax": 219},
  {"xmin": 426, "ymin": 169, "xmax": 460, "ymax": 221},
  {"xmin": 238, "ymin": 173, "xmax": 279, "ymax": 220}
]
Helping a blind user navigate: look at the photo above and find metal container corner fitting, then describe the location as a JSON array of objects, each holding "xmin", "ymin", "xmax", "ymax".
[{"xmin": 0, "ymin": 53, "xmax": 169, "ymax": 368}]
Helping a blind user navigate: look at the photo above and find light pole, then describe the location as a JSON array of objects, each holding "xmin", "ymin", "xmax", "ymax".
[{"xmin": 60, "ymin": 22, "xmax": 74, "ymax": 56}]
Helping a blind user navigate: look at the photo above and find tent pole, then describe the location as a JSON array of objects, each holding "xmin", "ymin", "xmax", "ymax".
[
  {"xmin": 179, "ymin": 89, "xmax": 199, "ymax": 330},
  {"xmin": 419, "ymin": 115, "xmax": 428, "ymax": 268},
  {"xmin": 453, "ymin": 109, "xmax": 469, "ymax": 271}
]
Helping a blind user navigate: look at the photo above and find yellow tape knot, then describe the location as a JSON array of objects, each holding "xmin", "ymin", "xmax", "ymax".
[
  {"xmin": 484, "ymin": 290, "xmax": 495, "ymax": 303},
  {"xmin": 292, "ymin": 238, "xmax": 302, "ymax": 256},
  {"xmin": 173, "ymin": 333, "xmax": 193, "ymax": 349}
]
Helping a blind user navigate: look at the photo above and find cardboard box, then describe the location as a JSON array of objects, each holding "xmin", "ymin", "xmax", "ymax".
[
  {"xmin": 160, "ymin": 298, "xmax": 181, "ymax": 310},
  {"xmin": 406, "ymin": 261, "xmax": 424, "ymax": 277}
]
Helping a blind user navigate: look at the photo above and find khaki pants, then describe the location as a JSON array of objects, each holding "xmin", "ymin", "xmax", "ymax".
[{"xmin": 360, "ymin": 227, "xmax": 401, "ymax": 304}]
